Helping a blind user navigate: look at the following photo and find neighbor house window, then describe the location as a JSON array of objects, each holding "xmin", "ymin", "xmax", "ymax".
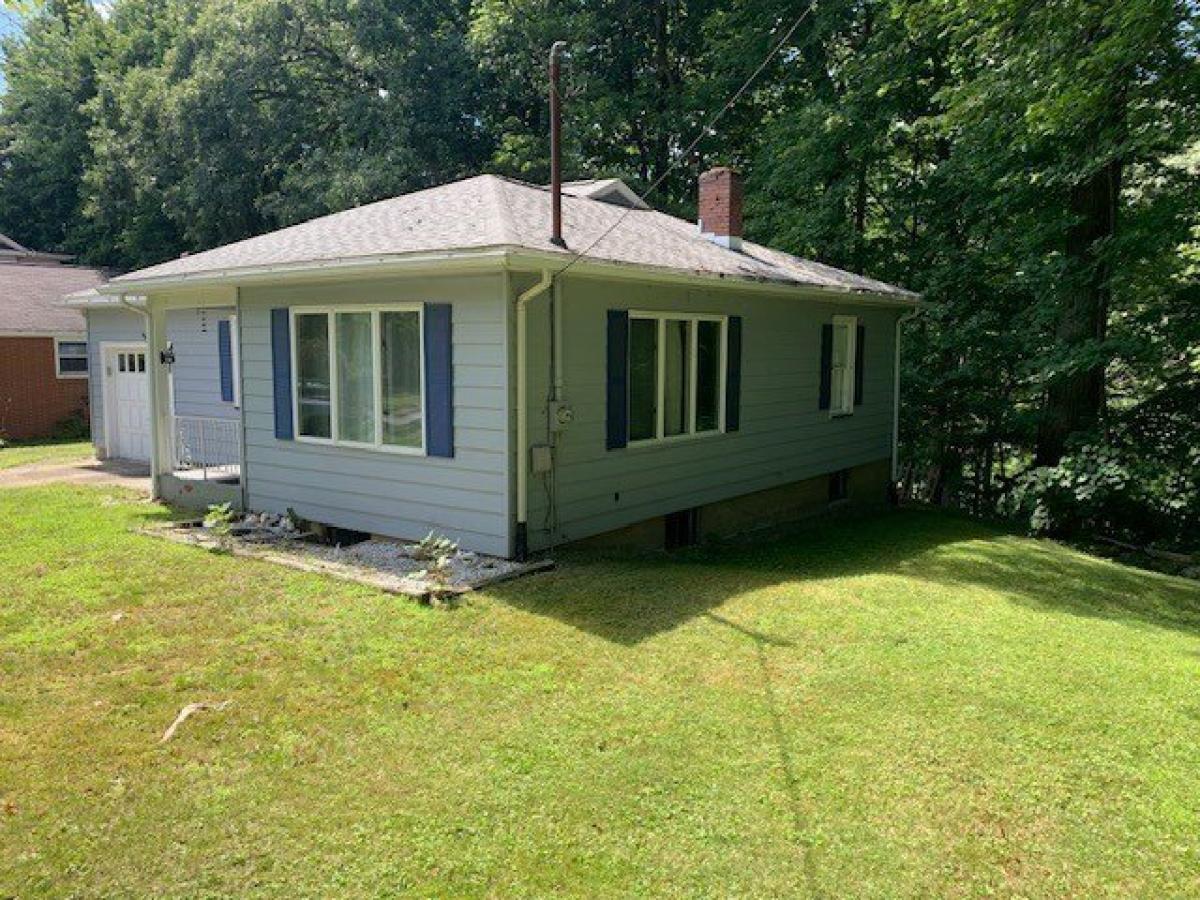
[
  {"xmin": 55, "ymin": 338, "xmax": 88, "ymax": 379},
  {"xmin": 291, "ymin": 306, "xmax": 424, "ymax": 452},
  {"xmin": 829, "ymin": 315, "xmax": 857, "ymax": 416},
  {"xmin": 627, "ymin": 312, "xmax": 726, "ymax": 444}
]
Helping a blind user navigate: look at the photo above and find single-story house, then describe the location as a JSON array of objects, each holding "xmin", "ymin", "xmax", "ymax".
[
  {"xmin": 0, "ymin": 233, "xmax": 106, "ymax": 440},
  {"xmin": 68, "ymin": 168, "xmax": 920, "ymax": 557}
]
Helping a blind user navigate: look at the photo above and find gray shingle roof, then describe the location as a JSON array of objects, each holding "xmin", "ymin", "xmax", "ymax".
[
  {"xmin": 111, "ymin": 175, "xmax": 914, "ymax": 298},
  {"xmin": 0, "ymin": 262, "xmax": 103, "ymax": 333}
]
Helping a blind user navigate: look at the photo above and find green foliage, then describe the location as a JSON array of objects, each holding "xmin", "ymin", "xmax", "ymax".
[
  {"xmin": 411, "ymin": 529, "xmax": 457, "ymax": 563},
  {"xmin": 50, "ymin": 412, "xmax": 89, "ymax": 441},
  {"xmin": 202, "ymin": 501, "xmax": 237, "ymax": 551},
  {"xmin": 0, "ymin": 0, "xmax": 105, "ymax": 254},
  {"xmin": 1, "ymin": 0, "xmax": 1197, "ymax": 546},
  {"xmin": 202, "ymin": 501, "xmax": 235, "ymax": 530}
]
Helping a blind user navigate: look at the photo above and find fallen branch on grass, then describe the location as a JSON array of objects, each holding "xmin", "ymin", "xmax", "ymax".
[{"xmin": 159, "ymin": 700, "xmax": 231, "ymax": 744}]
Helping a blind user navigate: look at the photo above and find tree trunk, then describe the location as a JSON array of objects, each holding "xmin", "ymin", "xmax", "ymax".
[
  {"xmin": 1035, "ymin": 159, "xmax": 1120, "ymax": 466},
  {"xmin": 853, "ymin": 159, "xmax": 868, "ymax": 273}
]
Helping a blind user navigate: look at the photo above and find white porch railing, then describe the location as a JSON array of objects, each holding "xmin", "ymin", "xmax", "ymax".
[{"xmin": 172, "ymin": 415, "xmax": 242, "ymax": 481}]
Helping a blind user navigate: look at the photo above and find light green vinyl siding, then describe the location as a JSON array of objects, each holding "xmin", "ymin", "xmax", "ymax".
[
  {"xmin": 86, "ymin": 306, "xmax": 238, "ymax": 458},
  {"xmin": 238, "ymin": 273, "xmax": 511, "ymax": 556},
  {"xmin": 521, "ymin": 275, "xmax": 900, "ymax": 551}
]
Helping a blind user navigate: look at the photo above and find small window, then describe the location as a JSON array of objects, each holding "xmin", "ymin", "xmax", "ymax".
[
  {"xmin": 628, "ymin": 318, "xmax": 658, "ymax": 441},
  {"xmin": 829, "ymin": 315, "xmax": 857, "ymax": 416},
  {"xmin": 55, "ymin": 339, "xmax": 88, "ymax": 378},
  {"xmin": 665, "ymin": 508, "xmax": 699, "ymax": 550},
  {"xmin": 295, "ymin": 313, "xmax": 332, "ymax": 439},
  {"xmin": 336, "ymin": 311, "xmax": 375, "ymax": 444},
  {"xmin": 695, "ymin": 320, "xmax": 722, "ymax": 432},
  {"xmin": 380, "ymin": 310, "xmax": 422, "ymax": 449},
  {"xmin": 627, "ymin": 313, "xmax": 726, "ymax": 445},
  {"xmin": 829, "ymin": 468, "xmax": 850, "ymax": 502}
]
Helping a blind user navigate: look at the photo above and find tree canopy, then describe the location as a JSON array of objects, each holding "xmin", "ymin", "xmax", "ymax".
[{"xmin": 2, "ymin": 0, "xmax": 1198, "ymax": 545}]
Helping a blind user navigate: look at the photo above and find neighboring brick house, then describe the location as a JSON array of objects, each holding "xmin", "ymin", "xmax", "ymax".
[{"xmin": 0, "ymin": 233, "xmax": 106, "ymax": 440}]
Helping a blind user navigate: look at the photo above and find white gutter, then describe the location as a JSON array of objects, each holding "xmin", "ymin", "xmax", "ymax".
[
  {"xmin": 514, "ymin": 269, "xmax": 553, "ymax": 558},
  {"xmin": 102, "ymin": 248, "xmax": 512, "ymax": 293},
  {"xmin": 100, "ymin": 245, "xmax": 923, "ymax": 310},
  {"xmin": 892, "ymin": 308, "xmax": 920, "ymax": 484}
]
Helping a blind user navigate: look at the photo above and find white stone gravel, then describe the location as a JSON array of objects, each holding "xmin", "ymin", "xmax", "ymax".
[
  {"xmin": 184, "ymin": 510, "xmax": 537, "ymax": 596},
  {"xmin": 305, "ymin": 538, "xmax": 522, "ymax": 588}
]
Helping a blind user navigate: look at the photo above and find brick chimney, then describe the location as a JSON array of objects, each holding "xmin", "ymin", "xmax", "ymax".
[{"xmin": 698, "ymin": 166, "xmax": 743, "ymax": 251}]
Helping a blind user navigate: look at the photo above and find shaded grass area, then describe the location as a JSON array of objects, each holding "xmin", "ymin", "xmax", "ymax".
[
  {"xmin": 1, "ymin": 487, "xmax": 1199, "ymax": 896},
  {"xmin": 0, "ymin": 439, "xmax": 92, "ymax": 471}
]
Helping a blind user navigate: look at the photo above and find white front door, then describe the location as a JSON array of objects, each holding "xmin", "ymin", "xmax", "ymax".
[{"xmin": 107, "ymin": 347, "xmax": 151, "ymax": 461}]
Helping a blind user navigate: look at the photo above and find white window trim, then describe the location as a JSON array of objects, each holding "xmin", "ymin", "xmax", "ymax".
[
  {"xmin": 830, "ymin": 314, "xmax": 857, "ymax": 418},
  {"xmin": 229, "ymin": 314, "xmax": 241, "ymax": 408},
  {"xmin": 289, "ymin": 304, "xmax": 426, "ymax": 456},
  {"xmin": 627, "ymin": 311, "xmax": 728, "ymax": 447},
  {"xmin": 54, "ymin": 336, "xmax": 89, "ymax": 380}
]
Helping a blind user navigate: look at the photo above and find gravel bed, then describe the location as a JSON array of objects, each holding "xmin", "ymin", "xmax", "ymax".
[
  {"xmin": 304, "ymin": 539, "xmax": 523, "ymax": 588},
  {"xmin": 151, "ymin": 511, "xmax": 545, "ymax": 598}
]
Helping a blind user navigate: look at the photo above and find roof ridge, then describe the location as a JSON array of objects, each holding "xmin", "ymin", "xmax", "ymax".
[{"xmin": 486, "ymin": 175, "xmax": 522, "ymax": 245}]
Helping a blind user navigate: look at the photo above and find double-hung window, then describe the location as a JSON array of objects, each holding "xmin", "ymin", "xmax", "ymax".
[
  {"xmin": 627, "ymin": 312, "xmax": 727, "ymax": 444},
  {"xmin": 55, "ymin": 338, "xmax": 88, "ymax": 378},
  {"xmin": 291, "ymin": 306, "xmax": 424, "ymax": 452},
  {"xmin": 829, "ymin": 315, "xmax": 857, "ymax": 417}
]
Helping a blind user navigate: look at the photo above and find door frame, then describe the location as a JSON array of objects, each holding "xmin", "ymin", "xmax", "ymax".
[{"xmin": 101, "ymin": 341, "xmax": 149, "ymax": 460}]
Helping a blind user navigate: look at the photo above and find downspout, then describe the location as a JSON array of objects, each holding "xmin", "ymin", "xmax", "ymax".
[
  {"xmin": 235, "ymin": 287, "xmax": 249, "ymax": 511},
  {"xmin": 515, "ymin": 269, "xmax": 553, "ymax": 559},
  {"xmin": 892, "ymin": 308, "xmax": 919, "ymax": 488}
]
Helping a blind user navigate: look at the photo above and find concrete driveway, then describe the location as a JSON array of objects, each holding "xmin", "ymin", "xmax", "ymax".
[{"xmin": 0, "ymin": 457, "xmax": 152, "ymax": 492}]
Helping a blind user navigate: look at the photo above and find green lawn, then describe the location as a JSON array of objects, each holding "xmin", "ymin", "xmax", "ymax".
[
  {"xmin": 0, "ymin": 439, "xmax": 93, "ymax": 470},
  {"xmin": 2, "ymin": 486, "xmax": 1198, "ymax": 897}
]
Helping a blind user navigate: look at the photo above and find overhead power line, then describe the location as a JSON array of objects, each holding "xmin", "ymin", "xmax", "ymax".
[{"xmin": 552, "ymin": 0, "xmax": 819, "ymax": 280}]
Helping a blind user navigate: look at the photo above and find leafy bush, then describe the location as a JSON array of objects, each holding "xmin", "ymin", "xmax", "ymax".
[
  {"xmin": 412, "ymin": 531, "xmax": 458, "ymax": 562},
  {"xmin": 203, "ymin": 503, "xmax": 238, "ymax": 553},
  {"xmin": 1008, "ymin": 440, "xmax": 1198, "ymax": 549},
  {"xmin": 51, "ymin": 413, "xmax": 89, "ymax": 441}
]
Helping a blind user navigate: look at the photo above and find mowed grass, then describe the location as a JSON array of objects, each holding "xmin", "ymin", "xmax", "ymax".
[
  {"xmin": 0, "ymin": 439, "xmax": 93, "ymax": 471},
  {"xmin": 2, "ymin": 487, "xmax": 1199, "ymax": 897}
]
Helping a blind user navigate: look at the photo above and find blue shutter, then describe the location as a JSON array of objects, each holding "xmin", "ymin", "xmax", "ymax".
[
  {"xmin": 271, "ymin": 308, "xmax": 293, "ymax": 440},
  {"xmin": 606, "ymin": 310, "xmax": 629, "ymax": 450},
  {"xmin": 854, "ymin": 324, "xmax": 865, "ymax": 406},
  {"xmin": 725, "ymin": 315, "xmax": 742, "ymax": 432},
  {"xmin": 217, "ymin": 319, "xmax": 234, "ymax": 402},
  {"xmin": 423, "ymin": 303, "xmax": 453, "ymax": 458},
  {"xmin": 818, "ymin": 323, "xmax": 833, "ymax": 410}
]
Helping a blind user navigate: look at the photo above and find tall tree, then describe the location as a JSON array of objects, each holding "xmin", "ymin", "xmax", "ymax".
[
  {"xmin": 469, "ymin": 0, "xmax": 720, "ymax": 211},
  {"xmin": 0, "ymin": 0, "xmax": 105, "ymax": 252},
  {"xmin": 935, "ymin": 0, "xmax": 1200, "ymax": 464}
]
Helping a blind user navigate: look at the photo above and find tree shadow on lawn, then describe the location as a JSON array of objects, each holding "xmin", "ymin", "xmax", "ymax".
[{"xmin": 491, "ymin": 509, "xmax": 1200, "ymax": 646}]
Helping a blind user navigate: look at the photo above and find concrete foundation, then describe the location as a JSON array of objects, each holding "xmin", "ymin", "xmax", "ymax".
[
  {"xmin": 159, "ymin": 472, "xmax": 242, "ymax": 513},
  {"xmin": 574, "ymin": 458, "xmax": 892, "ymax": 551}
]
